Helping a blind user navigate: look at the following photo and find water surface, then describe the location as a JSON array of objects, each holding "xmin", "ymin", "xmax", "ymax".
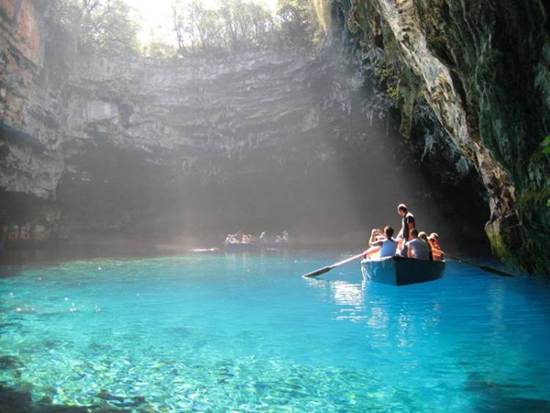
[{"xmin": 1, "ymin": 252, "xmax": 549, "ymax": 412}]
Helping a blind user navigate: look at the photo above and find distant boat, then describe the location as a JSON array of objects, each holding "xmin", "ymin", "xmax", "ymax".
[
  {"xmin": 361, "ymin": 256, "xmax": 445, "ymax": 286},
  {"xmin": 223, "ymin": 242, "xmax": 259, "ymax": 252},
  {"xmin": 223, "ymin": 238, "xmax": 290, "ymax": 252}
]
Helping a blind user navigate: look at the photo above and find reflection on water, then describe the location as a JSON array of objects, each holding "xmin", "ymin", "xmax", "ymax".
[
  {"xmin": 331, "ymin": 279, "xmax": 364, "ymax": 306},
  {"xmin": 0, "ymin": 252, "xmax": 549, "ymax": 412}
]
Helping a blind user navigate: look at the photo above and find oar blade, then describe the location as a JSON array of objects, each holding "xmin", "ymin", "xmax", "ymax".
[{"xmin": 302, "ymin": 266, "xmax": 332, "ymax": 278}]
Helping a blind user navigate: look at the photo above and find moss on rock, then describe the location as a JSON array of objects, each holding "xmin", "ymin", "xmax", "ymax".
[{"xmin": 331, "ymin": 0, "xmax": 550, "ymax": 273}]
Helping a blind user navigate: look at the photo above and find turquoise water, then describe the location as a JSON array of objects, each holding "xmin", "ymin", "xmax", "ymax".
[{"xmin": 1, "ymin": 252, "xmax": 550, "ymax": 412}]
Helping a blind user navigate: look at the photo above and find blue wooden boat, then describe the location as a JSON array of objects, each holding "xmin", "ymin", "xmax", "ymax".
[{"xmin": 361, "ymin": 256, "xmax": 445, "ymax": 285}]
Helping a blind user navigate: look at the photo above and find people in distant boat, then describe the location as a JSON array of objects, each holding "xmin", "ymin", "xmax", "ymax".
[
  {"xmin": 428, "ymin": 232, "xmax": 445, "ymax": 261},
  {"xmin": 405, "ymin": 229, "xmax": 430, "ymax": 260},
  {"xmin": 367, "ymin": 226, "xmax": 397, "ymax": 258},
  {"xmin": 275, "ymin": 230, "xmax": 289, "ymax": 243},
  {"xmin": 418, "ymin": 231, "xmax": 433, "ymax": 261},
  {"xmin": 225, "ymin": 231, "xmax": 289, "ymax": 247},
  {"xmin": 225, "ymin": 233, "xmax": 239, "ymax": 244}
]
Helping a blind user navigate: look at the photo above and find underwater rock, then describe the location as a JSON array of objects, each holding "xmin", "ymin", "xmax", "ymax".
[
  {"xmin": 0, "ymin": 384, "xmax": 32, "ymax": 413},
  {"xmin": 0, "ymin": 354, "xmax": 21, "ymax": 370},
  {"xmin": 96, "ymin": 390, "xmax": 146, "ymax": 408}
]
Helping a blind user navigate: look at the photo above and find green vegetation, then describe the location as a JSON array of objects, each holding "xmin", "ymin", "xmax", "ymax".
[
  {"xmin": 277, "ymin": 0, "xmax": 322, "ymax": 49},
  {"xmin": 171, "ymin": 0, "xmax": 275, "ymax": 54},
  {"xmin": 46, "ymin": 0, "xmax": 140, "ymax": 55},
  {"xmin": 170, "ymin": 0, "xmax": 321, "ymax": 56},
  {"xmin": 543, "ymin": 135, "xmax": 550, "ymax": 155},
  {"xmin": 45, "ymin": 0, "xmax": 322, "ymax": 58}
]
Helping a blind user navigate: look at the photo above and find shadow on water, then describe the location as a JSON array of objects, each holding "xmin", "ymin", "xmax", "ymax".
[
  {"xmin": 467, "ymin": 381, "xmax": 550, "ymax": 413},
  {"xmin": 465, "ymin": 367, "xmax": 550, "ymax": 413},
  {"xmin": 474, "ymin": 397, "xmax": 550, "ymax": 413}
]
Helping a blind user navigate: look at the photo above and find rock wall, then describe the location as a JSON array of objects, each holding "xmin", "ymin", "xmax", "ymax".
[
  {"xmin": 0, "ymin": 0, "xmax": 66, "ymax": 198},
  {"xmin": 0, "ymin": 0, "xmax": 505, "ymax": 261},
  {"xmin": 331, "ymin": 0, "xmax": 549, "ymax": 273}
]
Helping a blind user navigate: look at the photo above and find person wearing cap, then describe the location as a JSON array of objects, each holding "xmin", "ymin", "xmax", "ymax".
[{"xmin": 428, "ymin": 232, "xmax": 445, "ymax": 261}]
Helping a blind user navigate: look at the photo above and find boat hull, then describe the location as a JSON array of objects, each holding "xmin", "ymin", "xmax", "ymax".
[{"xmin": 361, "ymin": 256, "xmax": 445, "ymax": 286}]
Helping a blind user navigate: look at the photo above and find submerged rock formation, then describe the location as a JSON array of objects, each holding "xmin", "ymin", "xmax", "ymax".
[{"xmin": 330, "ymin": 0, "xmax": 549, "ymax": 273}]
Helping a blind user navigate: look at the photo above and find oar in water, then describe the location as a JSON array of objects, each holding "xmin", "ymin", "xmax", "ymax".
[
  {"xmin": 447, "ymin": 255, "xmax": 515, "ymax": 277},
  {"xmin": 302, "ymin": 251, "xmax": 367, "ymax": 278}
]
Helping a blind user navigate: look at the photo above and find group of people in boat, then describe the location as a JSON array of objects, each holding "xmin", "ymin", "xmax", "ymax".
[
  {"xmin": 224, "ymin": 231, "xmax": 289, "ymax": 245},
  {"xmin": 365, "ymin": 203, "xmax": 444, "ymax": 261},
  {"xmin": 225, "ymin": 232, "xmax": 255, "ymax": 245}
]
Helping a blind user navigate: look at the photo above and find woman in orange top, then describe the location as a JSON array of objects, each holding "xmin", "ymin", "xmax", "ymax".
[{"xmin": 428, "ymin": 233, "xmax": 445, "ymax": 261}]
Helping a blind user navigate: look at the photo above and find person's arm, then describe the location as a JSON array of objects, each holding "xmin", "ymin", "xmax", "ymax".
[
  {"xmin": 397, "ymin": 226, "xmax": 404, "ymax": 239},
  {"xmin": 405, "ymin": 241, "xmax": 414, "ymax": 258},
  {"xmin": 370, "ymin": 240, "xmax": 383, "ymax": 247},
  {"xmin": 363, "ymin": 245, "xmax": 381, "ymax": 258},
  {"xmin": 406, "ymin": 217, "xmax": 415, "ymax": 239},
  {"xmin": 368, "ymin": 229, "xmax": 381, "ymax": 246},
  {"xmin": 438, "ymin": 242, "xmax": 445, "ymax": 259}
]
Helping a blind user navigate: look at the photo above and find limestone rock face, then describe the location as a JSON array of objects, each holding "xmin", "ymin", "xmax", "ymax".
[
  {"xmin": 7, "ymin": 2, "xmax": 475, "ymax": 244},
  {"xmin": 333, "ymin": 0, "xmax": 549, "ymax": 273},
  {"xmin": 2, "ymin": 0, "xmax": 547, "ymax": 273},
  {"xmin": 0, "ymin": 0, "xmax": 64, "ymax": 198}
]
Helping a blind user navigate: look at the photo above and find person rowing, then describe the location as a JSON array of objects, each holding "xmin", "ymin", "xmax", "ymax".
[{"xmin": 364, "ymin": 226, "xmax": 397, "ymax": 259}]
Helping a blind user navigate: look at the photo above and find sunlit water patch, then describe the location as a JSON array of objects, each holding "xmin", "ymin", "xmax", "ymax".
[{"xmin": 1, "ymin": 253, "xmax": 550, "ymax": 412}]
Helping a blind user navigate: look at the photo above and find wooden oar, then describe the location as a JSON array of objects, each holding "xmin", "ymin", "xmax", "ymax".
[
  {"xmin": 447, "ymin": 255, "xmax": 515, "ymax": 277},
  {"xmin": 302, "ymin": 251, "xmax": 367, "ymax": 278}
]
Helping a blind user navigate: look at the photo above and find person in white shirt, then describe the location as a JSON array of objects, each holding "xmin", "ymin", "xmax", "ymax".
[
  {"xmin": 368, "ymin": 226, "xmax": 397, "ymax": 258},
  {"xmin": 405, "ymin": 229, "xmax": 430, "ymax": 260}
]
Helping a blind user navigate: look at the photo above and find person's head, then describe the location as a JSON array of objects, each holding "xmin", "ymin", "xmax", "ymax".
[
  {"xmin": 410, "ymin": 228, "xmax": 419, "ymax": 239},
  {"xmin": 428, "ymin": 232, "xmax": 439, "ymax": 241},
  {"xmin": 418, "ymin": 231, "xmax": 428, "ymax": 242},
  {"xmin": 384, "ymin": 225, "xmax": 394, "ymax": 239},
  {"xmin": 397, "ymin": 203, "xmax": 408, "ymax": 216}
]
